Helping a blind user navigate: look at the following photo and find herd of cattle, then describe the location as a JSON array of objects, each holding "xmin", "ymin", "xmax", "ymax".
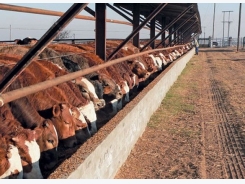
[{"xmin": 0, "ymin": 38, "xmax": 193, "ymax": 179}]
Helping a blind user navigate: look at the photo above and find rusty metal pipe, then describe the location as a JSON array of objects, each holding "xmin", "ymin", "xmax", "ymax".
[
  {"xmin": 0, "ymin": 3, "xmax": 140, "ymax": 28},
  {"xmin": 0, "ymin": 45, "xmax": 184, "ymax": 107}
]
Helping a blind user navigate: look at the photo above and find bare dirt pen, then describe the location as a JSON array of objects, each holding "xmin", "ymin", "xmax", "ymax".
[{"xmin": 115, "ymin": 48, "xmax": 245, "ymax": 179}]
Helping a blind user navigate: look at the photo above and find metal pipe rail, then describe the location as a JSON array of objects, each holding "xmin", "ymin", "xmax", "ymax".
[
  {"xmin": 0, "ymin": 45, "xmax": 184, "ymax": 107},
  {"xmin": 0, "ymin": 3, "xmax": 151, "ymax": 31}
]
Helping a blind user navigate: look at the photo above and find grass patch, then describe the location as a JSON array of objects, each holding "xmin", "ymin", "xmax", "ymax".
[{"xmin": 148, "ymin": 57, "xmax": 200, "ymax": 130}]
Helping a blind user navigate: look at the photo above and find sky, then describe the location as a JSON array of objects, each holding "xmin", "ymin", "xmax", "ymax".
[{"xmin": 0, "ymin": 1, "xmax": 244, "ymax": 41}]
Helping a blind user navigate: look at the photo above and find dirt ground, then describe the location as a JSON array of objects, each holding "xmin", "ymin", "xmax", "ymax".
[{"xmin": 114, "ymin": 48, "xmax": 245, "ymax": 179}]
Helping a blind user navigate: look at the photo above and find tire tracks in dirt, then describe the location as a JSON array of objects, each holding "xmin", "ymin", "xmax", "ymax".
[{"xmin": 198, "ymin": 49, "xmax": 245, "ymax": 179}]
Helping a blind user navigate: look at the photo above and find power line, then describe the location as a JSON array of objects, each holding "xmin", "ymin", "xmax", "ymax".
[{"xmin": 202, "ymin": 26, "xmax": 206, "ymax": 44}]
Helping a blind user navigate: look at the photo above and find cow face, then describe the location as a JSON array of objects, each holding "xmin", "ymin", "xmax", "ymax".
[
  {"xmin": 12, "ymin": 128, "xmax": 43, "ymax": 179},
  {"xmin": 36, "ymin": 119, "xmax": 59, "ymax": 170},
  {"xmin": 158, "ymin": 53, "xmax": 168, "ymax": 66},
  {"xmin": 73, "ymin": 76, "xmax": 105, "ymax": 111},
  {"xmin": 100, "ymin": 99, "xmax": 119, "ymax": 117},
  {"xmin": 77, "ymin": 101, "xmax": 97, "ymax": 136},
  {"xmin": 0, "ymin": 136, "xmax": 23, "ymax": 179},
  {"xmin": 88, "ymin": 75, "xmax": 104, "ymax": 99},
  {"xmin": 98, "ymin": 73, "xmax": 123, "ymax": 102},
  {"xmin": 51, "ymin": 103, "xmax": 77, "ymax": 148},
  {"xmin": 128, "ymin": 60, "xmax": 150, "ymax": 79},
  {"xmin": 70, "ymin": 106, "xmax": 91, "ymax": 144},
  {"xmin": 118, "ymin": 80, "xmax": 130, "ymax": 105},
  {"xmin": 145, "ymin": 55, "xmax": 159, "ymax": 73}
]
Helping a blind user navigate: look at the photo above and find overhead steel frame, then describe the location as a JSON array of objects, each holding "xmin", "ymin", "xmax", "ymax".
[
  {"xmin": 107, "ymin": 3, "xmax": 168, "ymax": 61},
  {"xmin": 156, "ymin": 13, "xmax": 196, "ymax": 48},
  {"xmin": 150, "ymin": 17, "xmax": 156, "ymax": 49},
  {"xmin": 140, "ymin": 4, "xmax": 193, "ymax": 52},
  {"xmin": 0, "ymin": 3, "xmax": 201, "ymax": 61},
  {"xmin": 132, "ymin": 4, "xmax": 140, "ymax": 48},
  {"xmin": 109, "ymin": 4, "xmax": 163, "ymax": 31},
  {"xmin": 0, "ymin": 3, "xmax": 201, "ymax": 105},
  {"xmin": 183, "ymin": 26, "xmax": 199, "ymax": 43},
  {"xmin": 95, "ymin": 3, "xmax": 106, "ymax": 61},
  {"xmin": 0, "ymin": 3, "xmax": 156, "ymax": 93},
  {"xmin": 161, "ymin": 17, "xmax": 166, "ymax": 47},
  {"xmin": 0, "ymin": 3, "xmax": 89, "ymax": 94},
  {"xmin": 0, "ymin": 3, "xmax": 136, "ymax": 28},
  {"xmin": 108, "ymin": 3, "xmax": 200, "ymax": 51}
]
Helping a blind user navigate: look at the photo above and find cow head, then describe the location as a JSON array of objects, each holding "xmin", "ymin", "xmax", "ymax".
[
  {"xmin": 11, "ymin": 128, "xmax": 43, "ymax": 179},
  {"xmin": 145, "ymin": 55, "xmax": 159, "ymax": 73},
  {"xmin": 70, "ymin": 106, "xmax": 91, "ymax": 144},
  {"xmin": 117, "ymin": 80, "xmax": 130, "ymax": 106},
  {"xmin": 128, "ymin": 60, "xmax": 150, "ymax": 79},
  {"xmin": 36, "ymin": 119, "xmax": 59, "ymax": 170},
  {"xmin": 51, "ymin": 103, "xmax": 77, "ymax": 148},
  {"xmin": 98, "ymin": 73, "xmax": 123, "ymax": 102},
  {"xmin": 0, "ymin": 136, "xmax": 23, "ymax": 179},
  {"xmin": 88, "ymin": 74, "xmax": 104, "ymax": 99},
  {"xmin": 77, "ymin": 101, "xmax": 97, "ymax": 136},
  {"xmin": 72, "ymin": 76, "xmax": 105, "ymax": 111},
  {"xmin": 158, "ymin": 53, "xmax": 168, "ymax": 66}
]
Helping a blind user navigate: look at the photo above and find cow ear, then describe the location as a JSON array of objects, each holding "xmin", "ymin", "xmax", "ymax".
[
  {"xmin": 60, "ymin": 103, "xmax": 69, "ymax": 110},
  {"xmin": 12, "ymin": 136, "xmax": 19, "ymax": 143},
  {"xmin": 33, "ymin": 127, "xmax": 42, "ymax": 140},
  {"xmin": 52, "ymin": 104, "xmax": 61, "ymax": 117},
  {"xmin": 42, "ymin": 120, "xmax": 49, "ymax": 128}
]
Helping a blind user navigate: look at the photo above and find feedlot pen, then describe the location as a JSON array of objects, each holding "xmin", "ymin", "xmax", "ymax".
[{"xmin": 48, "ymin": 47, "xmax": 195, "ymax": 179}]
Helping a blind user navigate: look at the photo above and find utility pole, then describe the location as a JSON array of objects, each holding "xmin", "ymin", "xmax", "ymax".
[
  {"xmin": 222, "ymin": 10, "xmax": 233, "ymax": 47},
  {"xmin": 227, "ymin": 11, "xmax": 233, "ymax": 46},
  {"xmin": 227, "ymin": 11, "xmax": 233, "ymax": 38},
  {"xmin": 222, "ymin": 11, "xmax": 225, "ymax": 47},
  {"xmin": 212, "ymin": 3, "xmax": 216, "ymax": 40},
  {"xmin": 10, "ymin": 25, "xmax": 11, "ymax": 40},
  {"xmin": 203, "ymin": 26, "xmax": 206, "ymax": 45},
  {"xmin": 237, "ymin": 3, "xmax": 242, "ymax": 52}
]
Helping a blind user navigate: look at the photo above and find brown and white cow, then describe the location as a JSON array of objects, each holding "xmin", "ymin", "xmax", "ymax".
[
  {"xmin": 0, "ymin": 56, "xmax": 84, "ymax": 172},
  {"xmin": 46, "ymin": 43, "xmax": 120, "ymax": 110},
  {"xmin": 0, "ymin": 135, "xmax": 23, "ymax": 179},
  {"xmin": 1, "ymin": 53, "xmax": 92, "ymax": 144},
  {"xmin": 71, "ymin": 76, "xmax": 106, "ymax": 111},
  {"xmin": 0, "ymin": 112, "xmax": 43, "ymax": 179},
  {"xmin": 0, "ymin": 95, "xmax": 59, "ymax": 172},
  {"xmin": 29, "ymin": 58, "xmax": 97, "ymax": 136},
  {"xmin": 0, "ymin": 56, "xmax": 77, "ymax": 148}
]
